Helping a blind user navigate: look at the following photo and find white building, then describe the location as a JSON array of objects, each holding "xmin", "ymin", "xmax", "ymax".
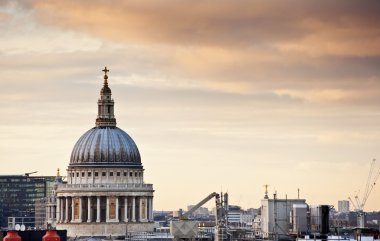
[
  {"xmin": 54, "ymin": 68, "xmax": 155, "ymax": 237},
  {"xmin": 338, "ymin": 200, "xmax": 350, "ymax": 213},
  {"xmin": 261, "ymin": 196, "xmax": 306, "ymax": 239},
  {"xmin": 253, "ymin": 215, "xmax": 262, "ymax": 237}
]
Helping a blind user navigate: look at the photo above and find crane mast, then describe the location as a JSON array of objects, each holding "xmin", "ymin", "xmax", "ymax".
[{"xmin": 348, "ymin": 159, "xmax": 380, "ymax": 228}]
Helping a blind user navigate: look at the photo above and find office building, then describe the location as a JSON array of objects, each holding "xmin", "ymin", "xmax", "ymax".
[{"xmin": 0, "ymin": 175, "xmax": 55, "ymax": 228}]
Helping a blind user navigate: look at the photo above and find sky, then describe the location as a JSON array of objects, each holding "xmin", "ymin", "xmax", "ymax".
[{"xmin": 1, "ymin": 0, "xmax": 380, "ymax": 211}]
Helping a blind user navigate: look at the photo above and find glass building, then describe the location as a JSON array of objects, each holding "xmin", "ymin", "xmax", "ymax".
[{"xmin": 0, "ymin": 175, "xmax": 56, "ymax": 229}]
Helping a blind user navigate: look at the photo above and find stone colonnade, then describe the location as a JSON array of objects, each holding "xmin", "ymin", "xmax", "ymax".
[{"xmin": 56, "ymin": 195, "xmax": 153, "ymax": 223}]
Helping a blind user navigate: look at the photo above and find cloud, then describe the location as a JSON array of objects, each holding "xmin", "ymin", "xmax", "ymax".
[
  {"xmin": 3, "ymin": 1, "xmax": 380, "ymax": 105},
  {"xmin": 14, "ymin": 0, "xmax": 379, "ymax": 57}
]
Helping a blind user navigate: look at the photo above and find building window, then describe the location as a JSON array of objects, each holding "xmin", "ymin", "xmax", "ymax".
[
  {"xmin": 72, "ymin": 173, "xmax": 75, "ymax": 177},
  {"xmin": 102, "ymin": 172, "xmax": 106, "ymax": 177},
  {"xmin": 110, "ymin": 172, "xmax": 113, "ymax": 177},
  {"xmin": 117, "ymin": 172, "xmax": 120, "ymax": 176},
  {"xmin": 82, "ymin": 172, "xmax": 85, "ymax": 177},
  {"xmin": 129, "ymin": 172, "xmax": 132, "ymax": 177},
  {"xmin": 95, "ymin": 172, "xmax": 98, "ymax": 177},
  {"xmin": 124, "ymin": 172, "xmax": 127, "ymax": 176},
  {"xmin": 76, "ymin": 172, "xmax": 79, "ymax": 177},
  {"xmin": 139, "ymin": 172, "xmax": 142, "ymax": 177},
  {"xmin": 88, "ymin": 172, "xmax": 92, "ymax": 177}
]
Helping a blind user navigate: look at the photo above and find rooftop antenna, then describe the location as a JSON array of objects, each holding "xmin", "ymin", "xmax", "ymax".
[
  {"xmin": 298, "ymin": 188, "xmax": 300, "ymax": 199},
  {"xmin": 264, "ymin": 184, "xmax": 269, "ymax": 199}
]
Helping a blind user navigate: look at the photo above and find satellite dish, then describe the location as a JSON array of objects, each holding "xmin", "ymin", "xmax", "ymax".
[
  {"xmin": 20, "ymin": 224, "xmax": 26, "ymax": 231},
  {"xmin": 15, "ymin": 224, "xmax": 20, "ymax": 231}
]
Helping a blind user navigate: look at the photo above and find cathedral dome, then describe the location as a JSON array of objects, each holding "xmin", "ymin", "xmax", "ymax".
[
  {"xmin": 69, "ymin": 67, "xmax": 141, "ymax": 168},
  {"xmin": 69, "ymin": 126, "xmax": 141, "ymax": 168}
]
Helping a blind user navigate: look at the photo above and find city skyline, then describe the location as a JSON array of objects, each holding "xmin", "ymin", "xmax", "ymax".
[{"xmin": 1, "ymin": 1, "xmax": 380, "ymax": 211}]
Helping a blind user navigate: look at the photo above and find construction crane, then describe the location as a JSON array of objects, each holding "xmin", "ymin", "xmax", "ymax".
[
  {"xmin": 24, "ymin": 171, "xmax": 38, "ymax": 177},
  {"xmin": 348, "ymin": 159, "xmax": 380, "ymax": 228},
  {"xmin": 170, "ymin": 192, "xmax": 228, "ymax": 241}
]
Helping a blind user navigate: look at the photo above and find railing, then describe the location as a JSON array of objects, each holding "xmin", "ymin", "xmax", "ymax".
[{"xmin": 57, "ymin": 183, "xmax": 153, "ymax": 191}]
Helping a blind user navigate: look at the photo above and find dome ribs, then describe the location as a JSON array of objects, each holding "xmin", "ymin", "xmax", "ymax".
[{"xmin": 69, "ymin": 127, "xmax": 141, "ymax": 167}]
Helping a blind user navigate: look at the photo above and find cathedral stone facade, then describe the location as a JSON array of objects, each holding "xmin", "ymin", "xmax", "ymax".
[{"xmin": 55, "ymin": 68, "xmax": 155, "ymax": 237}]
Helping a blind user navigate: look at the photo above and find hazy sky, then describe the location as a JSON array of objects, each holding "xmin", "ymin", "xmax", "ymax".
[{"xmin": 1, "ymin": 0, "xmax": 380, "ymax": 211}]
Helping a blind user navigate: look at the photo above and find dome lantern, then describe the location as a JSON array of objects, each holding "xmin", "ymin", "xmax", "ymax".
[
  {"xmin": 96, "ymin": 67, "xmax": 116, "ymax": 127},
  {"xmin": 69, "ymin": 67, "xmax": 142, "ymax": 168}
]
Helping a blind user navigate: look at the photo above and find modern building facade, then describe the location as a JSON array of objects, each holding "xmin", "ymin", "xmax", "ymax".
[
  {"xmin": 0, "ymin": 175, "xmax": 55, "ymax": 228},
  {"xmin": 309, "ymin": 205, "xmax": 330, "ymax": 234},
  {"xmin": 261, "ymin": 195, "xmax": 306, "ymax": 239},
  {"xmin": 54, "ymin": 68, "xmax": 155, "ymax": 237},
  {"xmin": 228, "ymin": 205, "xmax": 242, "ymax": 225},
  {"xmin": 338, "ymin": 200, "xmax": 350, "ymax": 213}
]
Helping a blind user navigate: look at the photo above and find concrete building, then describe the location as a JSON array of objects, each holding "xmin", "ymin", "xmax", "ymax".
[
  {"xmin": 261, "ymin": 195, "xmax": 306, "ymax": 239},
  {"xmin": 253, "ymin": 215, "xmax": 262, "ymax": 237},
  {"xmin": 0, "ymin": 175, "xmax": 55, "ymax": 228},
  {"xmin": 54, "ymin": 68, "xmax": 155, "ymax": 237},
  {"xmin": 186, "ymin": 205, "xmax": 209, "ymax": 219},
  {"xmin": 338, "ymin": 200, "xmax": 350, "ymax": 213},
  {"xmin": 228, "ymin": 205, "xmax": 242, "ymax": 225},
  {"xmin": 289, "ymin": 204, "xmax": 308, "ymax": 234},
  {"xmin": 309, "ymin": 205, "xmax": 330, "ymax": 234},
  {"xmin": 35, "ymin": 171, "xmax": 64, "ymax": 229},
  {"xmin": 241, "ymin": 210, "xmax": 256, "ymax": 226}
]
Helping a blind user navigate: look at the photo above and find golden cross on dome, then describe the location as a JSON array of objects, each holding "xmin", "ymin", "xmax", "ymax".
[{"xmin": 102, "ymin": 66, "xmax": 109, "ymax": 75}]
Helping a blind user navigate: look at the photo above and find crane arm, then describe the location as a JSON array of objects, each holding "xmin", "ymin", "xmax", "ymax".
[
  {"xmin": 25, "ymin": 171, "xmax": 38, "ymax": 177},
  {"xmin": 182, "ymin": 192, "xmax": 219, "ymax": 219},
  {"xmin": 361, "ymin": 159, "xmax": 376, "ymax": 209},
  {"xmin": 362, "ymin": 167, "xmax": 380, "ymax": 208},
  {"xmin": 354, "ymin": 195, "xmax": 361, "ymax": 211},
  {"xmin": 348, "ymin": 196, "xmax": 358, "ymax": 211}
]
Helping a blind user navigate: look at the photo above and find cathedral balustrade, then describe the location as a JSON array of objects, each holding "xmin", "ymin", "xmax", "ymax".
[{"xmin": 58, "ymin": 183, "xmax": 153, "ymax": 191}]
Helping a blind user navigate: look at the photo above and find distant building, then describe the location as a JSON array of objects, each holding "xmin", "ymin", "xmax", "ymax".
[
  {"xmin": 253, "ymin": 215, "xmax": 262, "ymax": 237},
  {"xmin": 0, "ymin": 175, "xmax": 55, "ymax": 228},
  {"xmin": 227, "ymin": 205, "xmax": 242, "ymax": 225},
  {"xmin": 338, "ymin": 200, "xmax": 350, "ymax": 212},
  {"xmin": 289, "ymin": 204, "xmax": 308, "ymax": 235},
  {"xmin": 261, "ymin": 196, "xmax": 307, "ymax": 239},
  {"xmin": 309, "ymin": 205, "xmax": 330, "ymax": 234},
  {"xmin": 35, "ymin": 171, "xmax": 64, "ymax": 229},
  {"xmin": 241, "ymin": 209, "xmax": 256, "ymax": 226},
  {"xmin": 187, "ymin": 205, "xmax": 209, "ymax": 219}
]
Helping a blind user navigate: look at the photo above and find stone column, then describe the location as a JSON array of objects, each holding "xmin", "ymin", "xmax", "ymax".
[
  {"xmin": 143, "ymin": 197, "xmax": 148, "ymax": 222},
  {"xmin": 116, "ymin": 197, "xmax": 119, "ymax": 222},
  {"xmin": 71, "ymin": 197, "xmax": 75, "ymax": 222},
  {"xmin": 124, "ymin": 196, "xmax": 128, "ymax": 222},
  {"xmin": 106, "ymin": 196, "xmax": 110, "ymax": 222},
  {"xmin": 56, "ymin": 198, "xmax": 60, "ymax": 223},
  {"xmin": 65, "ymin": 197, "xmax": 69, "ymax": 223},
  {"xmin": 96, "ymin": 196, "xmax": 100, "ymax": 223},
  {"xmin": 87, "ymin": 197, "xmax": 91, "ymax": 222},
  {"xmin": 79, "ymin": 196, "xmax": 82, "ymax": 222},
  {"xmin": 132, "ymin": 196, "xmax": 136, "ymax": 222},
  {"xmin": 60, "ymin": 197, "xmax": 64, "ymax": 223},
  {"xmin": 149, "ymin": 197, "xmax": 153, "ymax": 222}
]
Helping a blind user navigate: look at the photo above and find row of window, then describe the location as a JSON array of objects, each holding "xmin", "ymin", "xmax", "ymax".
[{"xmin": 71, "ymin": 171, "xmax": 142, "ymax": 178}]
